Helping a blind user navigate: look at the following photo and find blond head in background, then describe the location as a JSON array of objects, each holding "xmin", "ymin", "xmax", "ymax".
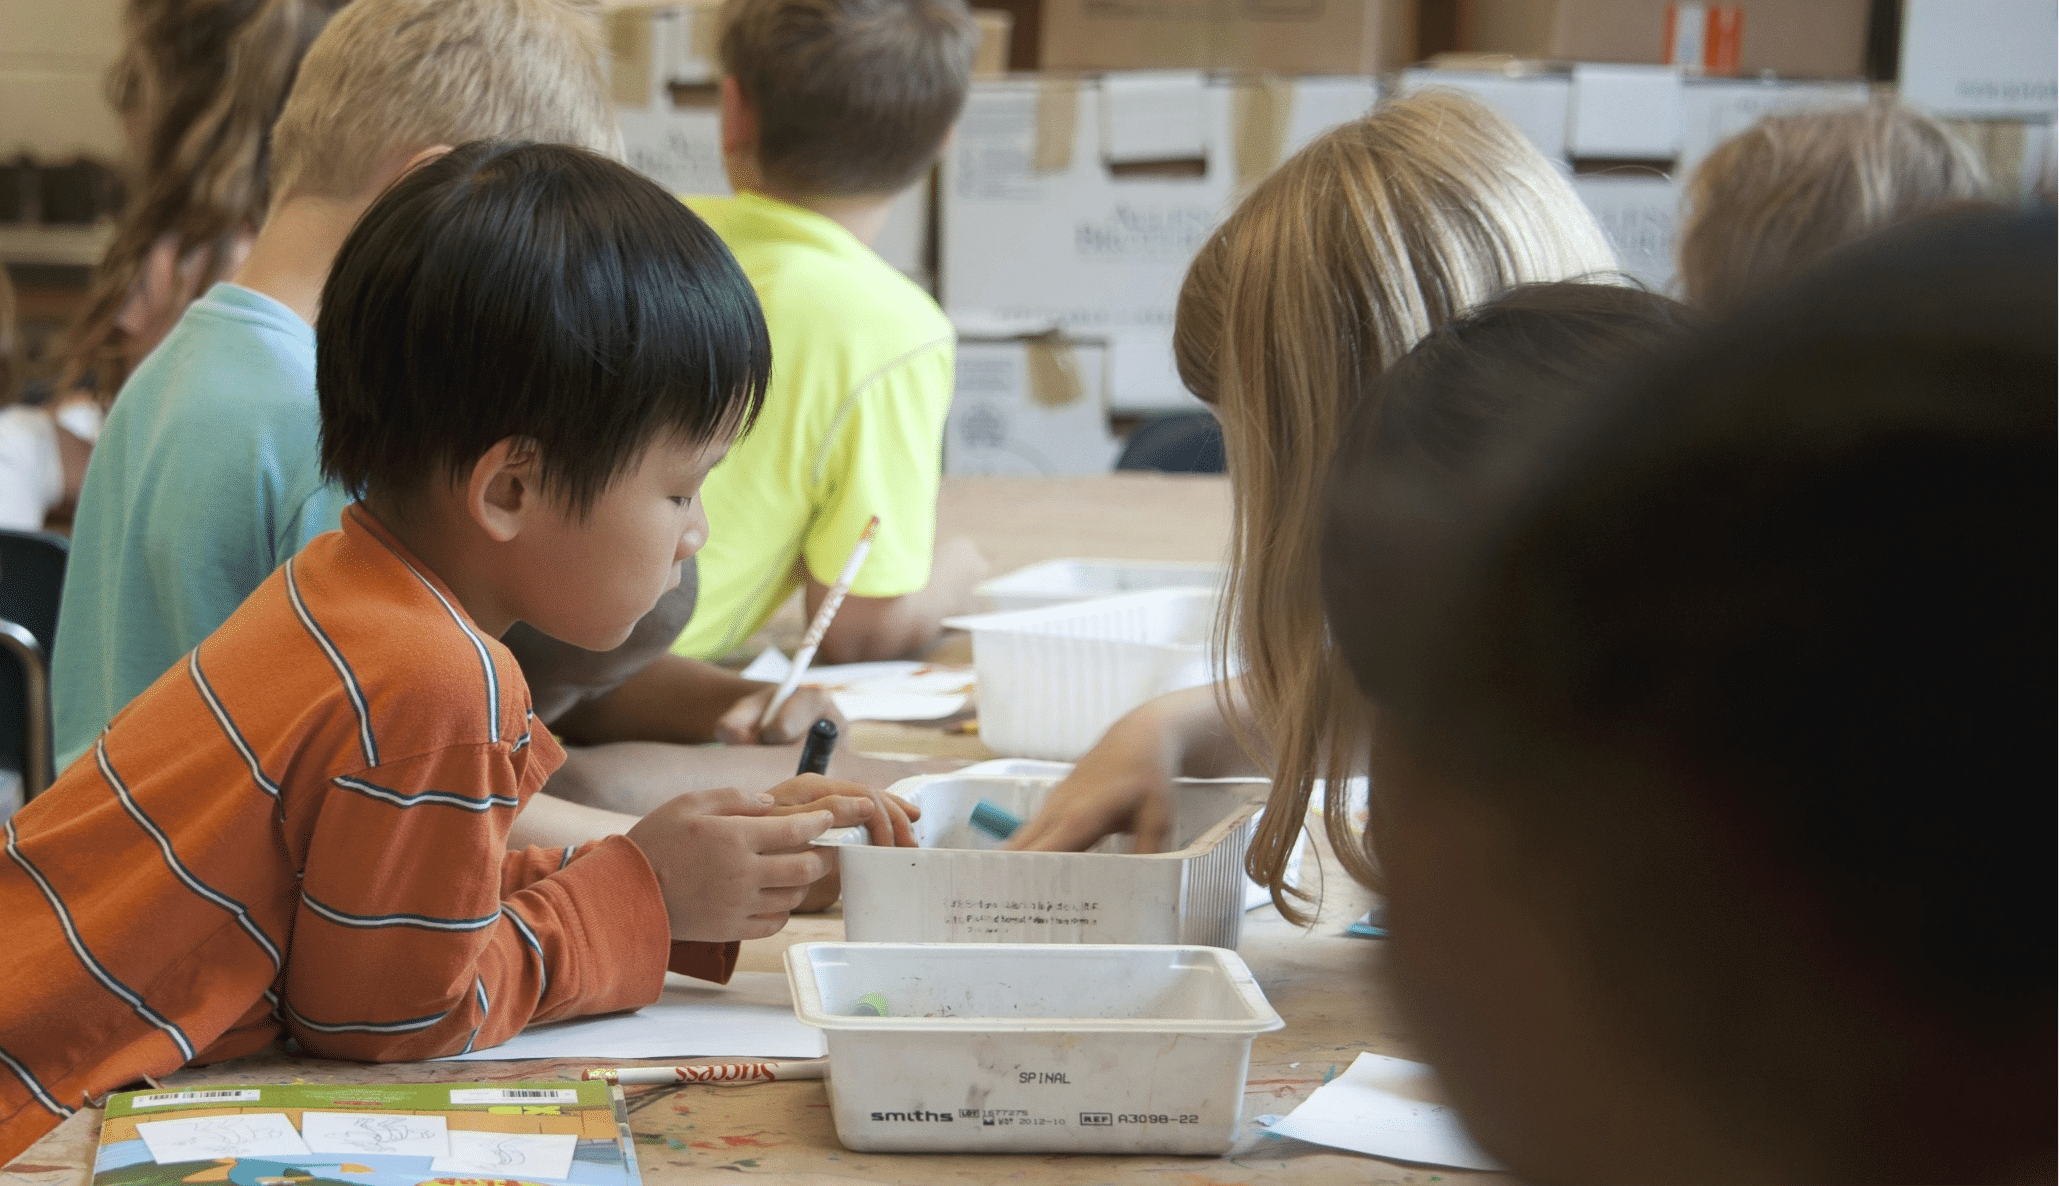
[{"xmin": 1679, "ymin": 102, "xmax": 1991, "ymax": 313}]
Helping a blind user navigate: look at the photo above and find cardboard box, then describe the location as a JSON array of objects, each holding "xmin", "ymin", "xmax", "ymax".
[
  {"xmin": 1398, "ymin": 67, "xmax": 1574, "ymax": 161},
  {"xmin": 0, "ymin": 0, "xmax": 125, "ymax": 160},
  {"xmin": 978, "ymin": 0, "xmax": 1046, "ymax": 70},
  {"xmin": 609, "ymin": 2, "xmax": 1018, "ymax": 96},
  {"xmin": 1460, "ymin": 1, "xmax": 1872, "ymax": 79},
  {"xmin": 940, "ymin": 75, "xmax": 1379, "ymax": 334},
  {"xmin": 617, "ymin": 100, "xmax": 932, "ymax": 282},
  {"xmin": 1568, "ymin": 63, "xmax": 1682, "ymax": 158},
  {"xmin": 619, "ymin": 102, "xmax": 728, "ymax": 192},
  {"xmin": 1405, "ymin": 69, "xmax": 1873, "ymax": 172},
  {"xmin": 1675, "ymin": 76, "xmax": 1868, "ymax": 175},
  {"xmin": 1899, "ymin": 0, "xmax": 2057, "ymax": 120},
  {"xmin": 1107, "ymin": 329, "xmax": 1200, "ymax": 412},
  {"xmin": 1040, "ymin": 0, "xmax": 1413, "ymax": 74},
  {"xmin": 946, "ymin": 337, "xmax": 1121, "ymax": 475},
  {"xmin": 1572, "ymin": 171, "xmax": 1679, "ymax": 292},
  {"xmin": 973, "ymin": 8, "xmax": 1015, "ymax": 75},
  {"xmin": 608, "ymin": 2, "xmax": 722, "ymax": 105}
]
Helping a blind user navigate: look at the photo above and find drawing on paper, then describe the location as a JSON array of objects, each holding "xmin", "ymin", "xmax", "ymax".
[
  {"xmin": 429, "ymin": 1130, "xmax": 579, "ymax": 1181},
  {"xmin": 298, "ymin": 1112, "xmax": 448, "ymax": 1159},
  {"xmin": 345, "ymin": 1119, "xmax": 433, "ymax": 1153},
  {"xmin": 151, "ymin": 1120, "xmax": 290, "ymax": 1157},
  {"xmin": 488, "ymin": 1139, "xmax": 530, "ymax": 1169},
  {"xmin": 134, "ymin": 1115, "xmax": 313, "ymax": 1165}
]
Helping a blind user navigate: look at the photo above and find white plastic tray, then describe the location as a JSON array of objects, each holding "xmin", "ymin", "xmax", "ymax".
[
  {"xmin": 838, "ymin": 770, "xmax": 1265, "ymax": 948},
  {"xmin": 943, "ymin": 587, "xmax": 1236, "ymax": 760},
  {"xmin": 976, "ymin": 557, "xmax": 1224, "ymax": 612},
  {"xmin": 787, "ymin": 942, "xmax": 1283, "ymax": 1153}
]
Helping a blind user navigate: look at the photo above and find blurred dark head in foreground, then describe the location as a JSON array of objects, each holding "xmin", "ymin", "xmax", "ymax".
[{"xmin": 1325, "ymin": 211, "xmax": 2056, "ymax": 1184}]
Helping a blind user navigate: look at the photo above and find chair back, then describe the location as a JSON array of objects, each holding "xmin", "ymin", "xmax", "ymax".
[
  {"xmin": 0, "ymin": 530, "xmax": 69, "ymax": 795},
  {"xmin": 1115, "ymin": 413, "xmax": 1226, "ymax": 474}
]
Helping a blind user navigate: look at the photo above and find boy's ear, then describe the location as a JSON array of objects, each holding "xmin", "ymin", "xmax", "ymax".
[
  {"xmin": 399, "ymin": 143, "xmax": 454, "ymax": 178},
  {"xmin": 355, "ymin": 145, "xmax": 456, "ymax": 207},
  {"xmin": 467, "ymin": 437, "xmax": 543, "ymax": 543},
  {"xmin": 719, "ymin": 75, "xmax": 757, "ymax": 157}
]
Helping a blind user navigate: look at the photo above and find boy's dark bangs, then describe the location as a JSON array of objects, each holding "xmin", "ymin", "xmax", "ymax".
[
  {"xmin": 324, "ymin": 142, "xmax": 770, "ymax": 516},
  {"xmin": 484, "ymin": 152, "xmax": 770, "ymax": 514},
  {"xmin": 601, "ymin": 197, "xmax": 778, "ymax": 444}
]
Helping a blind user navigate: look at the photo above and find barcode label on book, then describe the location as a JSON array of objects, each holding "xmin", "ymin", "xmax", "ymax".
[
  {"xmin": 131, "ymin": 1089, "xmax": 262, "ymax": 1108},
  {"xmin": 448, "ymin": 1088, "xmax": 580, "ymax": 1105}
]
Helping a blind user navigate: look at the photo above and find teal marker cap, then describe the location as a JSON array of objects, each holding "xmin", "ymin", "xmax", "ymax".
[{"xmin": 969, "ymin": 799, "xmax": 1023, "ymax": 841}]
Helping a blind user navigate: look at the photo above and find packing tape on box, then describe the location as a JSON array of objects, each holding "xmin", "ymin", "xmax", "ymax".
[
  {"xmin": 1024, "ymin": 331, "xmax": 1087, "ymax": 408},
  {"xmin": 1035, "ymin": 79, "xmax": 1079, "ymax": 173},
  {"xmin": 1231, "ymin": 75, "xmax": 1295, "ymax": 189},
  {"xmin": 974, "ymin": 10, "xmax": 1013, "ymax": 76},
  {"xmin": 608, "ymin": 9, "xmax": 657, "ymax": 108},
  {"xmin": 689, "ymin": 0, "xmax": 723, "ymax": 65}
]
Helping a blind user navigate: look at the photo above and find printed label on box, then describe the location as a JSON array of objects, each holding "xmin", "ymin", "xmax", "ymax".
[
  {"xmin": 942, "ymin": 78, "xmax": 1373, "ymax": 334},
  {"xmin": 1573, "ymin": 173, "xmax": 1680, "ymax": 294},
  {"xmin": 1665, "ymin": 4, "xmax": 1743, "ymax": 76},
  {"xmin": 946, "ymin": 341, "xmax": 1118, "ymax": 476}
]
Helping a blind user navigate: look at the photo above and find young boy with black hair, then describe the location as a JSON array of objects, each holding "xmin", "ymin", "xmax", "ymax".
[
  {"xmin": 1323, "ymin": 212, "xmax": 2054, "ymax": 1182},
  {"xmin": 0, "ymin": 142, "xmax": 877, "ymax": 1160},
  {"xmin": 54, "ymin": 0, "xmax": 846, "ymax": 849},
  {"xmin": 669, "ymin": 0, "xmax": 989, "ymax": 669}
]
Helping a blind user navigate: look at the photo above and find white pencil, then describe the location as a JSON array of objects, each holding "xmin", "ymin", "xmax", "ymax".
[
  {"xmin": 758, "ymin": 516, "xmax": 880, "ymax": 730},
  {"xmin": 582, "ymin": 1059, "xmax": 827, "ymax": 1086}
]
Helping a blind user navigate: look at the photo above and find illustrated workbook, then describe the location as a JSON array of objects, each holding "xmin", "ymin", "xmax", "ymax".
[{"xmin": 92, "ymin": 1082, "xmax": 640, "ymax": 1186}]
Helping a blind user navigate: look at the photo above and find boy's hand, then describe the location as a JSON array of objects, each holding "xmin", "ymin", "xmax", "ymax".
[
  {"xmin": 713, "ymin": 683, "xmax": 844, "ymax": 746},
  {"xmin": 759, "ymin": 774, "xmax": 921, "ymax": 915},
  {"xmin": 1003, "ymin": 696, "xmax": 1181, "ymax": 853},
  {"xmin": 761, "ymin": 773, "xmax": 920, "ymax": 848},
  {"xmin": 626, "ymin": 792, "xmax": 844, "ymax": 942}
]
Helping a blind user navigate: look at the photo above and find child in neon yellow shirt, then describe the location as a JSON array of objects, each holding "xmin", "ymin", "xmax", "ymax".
[{"xmin": 674, "ymin": 0, "xmax": 989, "ymax": 665}]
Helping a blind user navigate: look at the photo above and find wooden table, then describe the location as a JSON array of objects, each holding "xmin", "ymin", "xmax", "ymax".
[
  {"xmin": 742, "ymin": 471, "xmax": 1235, "ymax": 663},
  {"xmin": 5, "ymin": 849, "xmax": 1495, "ymax": 1186},
  {"xmin": 930, "ymin": 473, "xmax": 1235, "ymax": 577},
  {"xmin": 3, "ymin": 476, "xmax": 1503, "ymax": 1186}
]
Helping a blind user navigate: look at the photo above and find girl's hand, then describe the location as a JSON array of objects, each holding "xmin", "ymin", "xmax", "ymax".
[
  {"xmin": 1003, "ymin": 699, "xmax": 1184, "ymax": 853},
  {"xmin": 715, "ymin": 683, "xmax": 844, "ymax": 745}
]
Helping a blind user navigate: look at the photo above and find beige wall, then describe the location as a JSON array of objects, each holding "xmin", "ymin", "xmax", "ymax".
[{"xmin": 0, "ymin": 0, "xmax": 126, "ymax": 160}]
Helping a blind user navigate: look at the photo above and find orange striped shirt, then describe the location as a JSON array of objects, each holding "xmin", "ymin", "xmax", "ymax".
[{"xmin": 0, "ymin": 507, "xmax": 733, "ymax": 1160}]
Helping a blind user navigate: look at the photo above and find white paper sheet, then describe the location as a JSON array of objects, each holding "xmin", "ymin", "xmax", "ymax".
[
  {"xmin": 135, "ymin": 1114, "xmax": 312, "ymax": 1164},
  {"xmin": 1267, "ymin": 1052, "xmax": 1504, "ymax": 1171},
  {"xmin": 299, "ymin": 1111, "xmax": 448, "ymax": 1158},
  {"xmin": 430, "ymin": 1130, "xmax": 578, "ymax": 1181},
  {"xmin": 741, "ymin": 650, "xmax": 973, "ymax": 722},
  {"xmin": 433, "ymin": 971, "xmax": 825, "ymax": 1061}
]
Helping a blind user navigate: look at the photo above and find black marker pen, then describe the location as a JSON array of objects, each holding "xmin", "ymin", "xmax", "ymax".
[{"xmin": 796, "ymin": 717, "xmax": 839, "ymax": 776}]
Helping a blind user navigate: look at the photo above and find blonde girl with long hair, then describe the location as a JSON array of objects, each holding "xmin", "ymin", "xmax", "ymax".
[
  {"xmin": 76, "ymin": 0, "xmax": 349, "ymax": 396},
  {"xmin": 0, "ymin": 0, "xmax": 345, "ymax": 531},
  {"xmin": 1004, "ymin": 89, "xmax": 1619, "ymax": 914}
]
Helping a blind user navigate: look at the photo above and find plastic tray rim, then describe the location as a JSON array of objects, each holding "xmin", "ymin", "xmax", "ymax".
[
  {"xmin": 785, "ymin": 942, "xmax": 1286, "ymax": 1035},
  {"xmin": 941, "ymin": 585, "xmax": 1221, "ymax": 636},
  {"xmin": 975, "ymin": 556, "xmax": 1224, "ymax": 596},
  {"xmin": 850, "ymin": 772, "xmax": 1265, "ymax": 860}
]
